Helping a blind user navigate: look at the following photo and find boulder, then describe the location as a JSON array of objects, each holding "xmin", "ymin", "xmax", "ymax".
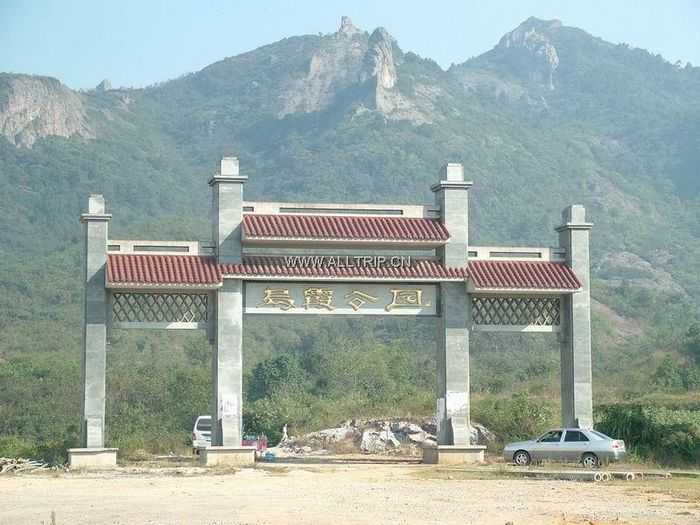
[
  {"xmin": 470, "ymin": 422, "xmax": 497, "ymax": 445},
  {"xmin": 360, "ymin": 427, "xmax": 400, "ymax": 453}
]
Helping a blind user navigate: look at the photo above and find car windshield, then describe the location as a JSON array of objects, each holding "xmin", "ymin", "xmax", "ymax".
[{"xmin": 589, "ymin": 430, "xmax": 612, "ymax": 440}]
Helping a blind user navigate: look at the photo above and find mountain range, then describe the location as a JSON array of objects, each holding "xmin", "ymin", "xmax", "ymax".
[{"xmin": 1, "ymin": 16, "xmax": 699, "ymax": 391}]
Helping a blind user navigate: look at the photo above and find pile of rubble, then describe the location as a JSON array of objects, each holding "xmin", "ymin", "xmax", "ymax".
[
  {"xmin": 0, "ymin": 457, "xmax": 56, "ymax": 474},
  {"xmin": 273, "ymin": 418, "xmax": 495, "ymax": 456}
]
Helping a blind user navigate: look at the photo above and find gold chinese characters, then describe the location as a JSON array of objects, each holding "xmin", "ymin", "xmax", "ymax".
[
  {"xmin": 303, "ymin": 287, "xmax": 335, "ymax": 310},
  {"xmin": 344, "ymin": 290, "xmax": 378, "ymax": 311},
  {"xmin": 260, "ymin": 286, "xmax": 429, "ymax": 312},
  {"xmin": 385, "ymin": 289, "xmax": 427, "ymax": 311},
  {"xmin": 261, "ymin": 288, "xmax": 295, "ymax": 310}
]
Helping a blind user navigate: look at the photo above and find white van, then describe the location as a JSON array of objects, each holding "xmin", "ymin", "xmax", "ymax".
[{"xmin": 192, "ymin": 415, "xmax": 212, "ymax": 453}]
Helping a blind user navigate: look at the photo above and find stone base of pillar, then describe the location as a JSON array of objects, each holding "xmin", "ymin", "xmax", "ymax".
[
  {"xmin": 199, "ymin": 446, "xmax": 256, "ymax": 467},
  {"xmin": 422, "ymin": 445, "xmax": 486, "ymax": 465},
  {"xmin": 67, "ymin": 448, "xmax": 118, "ymax": 468}
]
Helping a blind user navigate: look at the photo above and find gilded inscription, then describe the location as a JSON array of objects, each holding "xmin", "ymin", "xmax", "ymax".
[
  {"xmin": 303, "ymin": 287, "xmax": 335, "ymax": 310},
  {"xmin": 344, "ymin": 290, "xmax": 378, "ymax": 311},
  {"xmin": 261, "ymin": 287, "xmax": 295, "ymax": 310},
  {"xmin": 385, "ymin": 289, "xmax": 427, "ymax": 311}
]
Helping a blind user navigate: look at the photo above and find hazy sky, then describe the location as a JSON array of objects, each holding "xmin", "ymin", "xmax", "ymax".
[{"xmin": 2, "ymin": 0, "xmax": 699, "ymax": 89}]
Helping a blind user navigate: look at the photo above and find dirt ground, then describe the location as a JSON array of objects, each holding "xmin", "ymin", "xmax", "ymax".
[{"xmin": 1, "ymin": 460, "xmax": 698, "ymax": 525}]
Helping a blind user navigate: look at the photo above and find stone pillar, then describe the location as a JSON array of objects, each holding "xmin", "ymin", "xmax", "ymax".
[
  {"xmin": 69, "ymin": 195, "xmax": 118, "ymax": 467},
  {"xmin": 208, "ymin": 157, "xmax": 247, "ymax": 451},
  {"xmin": 432, "ymin": 164, "xmax": 473, "ymax": 446},
  {"xmin": 436, "ymin": 282, "xmax": 471, "ymax": 445},
  {"xmin": 556, "ymin": 205, "xmax": 594, "ymax": 429},
  {"xmin": 212, "ymin": 279, "xmax": 244, "ymax": 447},
  {"xmin": 79, "ymin": 194, "xmax": 111, "ymax": 448}
]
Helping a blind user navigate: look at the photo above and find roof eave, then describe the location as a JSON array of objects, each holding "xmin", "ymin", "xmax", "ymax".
[
  {"xmin": 241, "ymin": 236, "xmax": 448, "ymax": 248},
  {"xmin": 468, "ymin": 284, "xmax": 582, "ymax": 294},
  {"xmin": 221, "ymin": 274, "xmax": 465, "ymax": 283},
  {"xmin": 106, "ymin": 282, "xmax": 223, "ymax": 290}
]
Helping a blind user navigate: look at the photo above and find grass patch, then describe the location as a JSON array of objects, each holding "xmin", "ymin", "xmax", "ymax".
[
  {"xmin": 411, "ymin": 466, "xmax": 518, "ymax": 481},
  {"xmin": 621, "ymin": 477, "xmax": 700, "ymax": 505},
  {"xmin": 255, "ymin": 465, "xmax": 291, "ymax": 476}
]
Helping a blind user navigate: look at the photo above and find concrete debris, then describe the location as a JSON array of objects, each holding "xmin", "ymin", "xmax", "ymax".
[
  {"xmin": 360, "ymin": 426, "xmax": 400, "ymax": 453},
  {"xmin": 0, "ymin": 457, "xmax": 58, "ymax": 474},
  {"xmin": 275, "ymin": 418, "xmax": 493, "ymax": 456},
  {"xmin": 471, "ymin": 422, "xmax": 497, "ymax": 445}
]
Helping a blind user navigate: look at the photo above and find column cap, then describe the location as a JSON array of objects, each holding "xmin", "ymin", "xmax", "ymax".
[
  {"xmin": 431, "ymin": 162, "xmax": 473, "ymax": 192},
  {"xmin": 80, "ymin": 194, "xmax": 112, "ymax": 223},
  {"xmin": 209, "ymin": 156, "xmax": 248, "ymax": 186},
  {"xmin": 555, "ymin": 204, "xmax": 593, "ymax": 232}
]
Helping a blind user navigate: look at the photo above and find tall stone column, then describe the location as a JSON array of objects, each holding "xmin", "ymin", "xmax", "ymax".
[
  {"xmin": 212, "ymin": 280, "xmax": 244, "ymax": 446},
  {"xmin": 432, "ymin": 164, "xmax": 473, "ymax": 447},
  {"xmin": 557, "ymin": 205, "xmax": 594, "ymax": 429},
  {"xmin": 79, "ymin": 194, "xmax": 111, "ymax": 449},
  {"xmin": 209, "ymin": 157, "xmax": 246, "ymax": 450},
  {"xmin": 437, "ymin": 282, "xmax": 471, "ymax": 445}
]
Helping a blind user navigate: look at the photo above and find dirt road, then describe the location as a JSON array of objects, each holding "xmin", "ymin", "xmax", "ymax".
[{"xmin": 1, "ymin": 462, "xmax": 698, "ymax": 525}]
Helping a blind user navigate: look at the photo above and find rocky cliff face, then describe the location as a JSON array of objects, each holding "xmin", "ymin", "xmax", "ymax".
[
  {"xmin": 0, "ymin": 74, "xmax": 93, "ymax": 148},
  {"xmin": 280, "ymin": 18, "xmax": 427, "ymax": 123},
  {"xmin": 496, "ymin": 17, "xmax": 561, "ymax": 89},
  {"xmin": 279, "ymin": 17, "xmax": 369, "ymax": 117},
  {"xmin": 361, "ymin": 28, "xmax": 397, "ymax": 90}
]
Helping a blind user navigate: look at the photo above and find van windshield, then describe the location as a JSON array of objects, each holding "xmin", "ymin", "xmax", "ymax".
[{"xmin": 196, "ymin": 419, "xmax": 212, "ymax": 431}]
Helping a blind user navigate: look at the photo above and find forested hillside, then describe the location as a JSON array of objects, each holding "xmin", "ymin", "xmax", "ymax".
[{"xmin": 1, "ymin": 17, "xmax": 698, "ymax": 463}]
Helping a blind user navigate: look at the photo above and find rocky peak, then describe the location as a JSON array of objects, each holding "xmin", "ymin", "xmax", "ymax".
[
  {"xmin": 357, "ymin": 27, "xmax": 429, "ymax": 122},
  {"xmin": 279, "ymin": 19, "xmax": 369, "ymax": 117},
  {"xmin": 505, "ymin": 16, "xmax": 563, "ymax": 37},
  {"xmin": 498, "ymin": 17, "xmax": 561, "ymax": 89},
  {"xmin": 279, "ymin": 20, "xmax": 426, "ymax": 123},
  {"xmin": 362, "ymin": 27, "xmax": 397, "ymax": 89},
  {"xmin": 95, "ymin": 79, "xmax": 112, "ymax": 92},
  {"xmin": 0, "ymin": 74, "xmax": 94, "ymax": 148},
  {"xmin": 337, "ymin": 16, "xmax": 361, "ymax": 38}
]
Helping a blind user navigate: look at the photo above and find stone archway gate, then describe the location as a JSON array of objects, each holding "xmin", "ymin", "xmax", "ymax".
[{"xmin": 69, "ymin": 157, "xmax": 592, "ymax": 467}]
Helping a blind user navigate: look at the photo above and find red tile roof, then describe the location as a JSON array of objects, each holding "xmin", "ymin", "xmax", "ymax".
[
  {"xmin": 106, "ymin": 255, "xmax": 581, "ymax": 291},
  {"xmin": 243, "ymin": 214, "xmax": 449, "ymax": 242},
  {"xmin": 107, "ymin": 254, "xmax": 221, "ymax": 286},
  {"xmin": 106, "ymin": 254, "xmax": 467, "ymax": 284},
  {"xmin": 469, "ymin": 260, "xmax": 581, "ymax": 291}
]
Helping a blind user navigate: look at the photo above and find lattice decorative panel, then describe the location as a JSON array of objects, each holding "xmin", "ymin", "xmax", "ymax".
[
  {"xmin": 472, "ymin": 296, "xmax": 560, "ymax": 326},
  {"xmin": 112, "ymin": 293, "xmax": 208, "ymax": 324}
]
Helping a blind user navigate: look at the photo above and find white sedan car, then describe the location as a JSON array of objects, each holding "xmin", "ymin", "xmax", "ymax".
[{"xmin": 503, "ymin": 428, "xmax": 626, "ymax": 468}]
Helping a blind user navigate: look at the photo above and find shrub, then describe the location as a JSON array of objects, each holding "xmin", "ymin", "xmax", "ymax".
[
  {"xmin": 472, "ymin": 393, "xmax": 556, "ymax": 443},
  {"xmin": 596, "ymin": 404, "xmax": 700, "ymax": 465},
  {"xmin": 0, "ymin": 435, "xmax": 38, "ymax": 459},
  {"xmin": 653, "ymin": 356, "xmax": 700, "ymax": 390}
]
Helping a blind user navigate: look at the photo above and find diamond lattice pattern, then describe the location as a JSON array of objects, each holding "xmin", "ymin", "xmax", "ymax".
[
  {"xmin": 472, "ymin": 296, "xmax": 560, "ymax": 326},
  {"xmin": 112, "ymin": 293, "xmax": 208, "ymax": 323}
]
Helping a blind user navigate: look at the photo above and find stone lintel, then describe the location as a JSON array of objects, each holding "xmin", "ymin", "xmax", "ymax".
[
  {"xmin": 67, "ymin": 448, "xmax": 118, "ymax": 468},
  {"xmin": 199, "ymin": 446, "xmax": 256, "ymax": 467},
  {"xmin": 422, "ymin": 445, "xmax": 486, "ymax": 465}
]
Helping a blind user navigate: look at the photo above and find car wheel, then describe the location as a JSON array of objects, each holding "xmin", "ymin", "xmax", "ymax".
[
  {"xmin": 513, "ymin": 450, "xmax": 531, "ymax": 466},
  {"xmin": 581, "ymin": 453, "xmax": 599, "ymax": 469}
]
